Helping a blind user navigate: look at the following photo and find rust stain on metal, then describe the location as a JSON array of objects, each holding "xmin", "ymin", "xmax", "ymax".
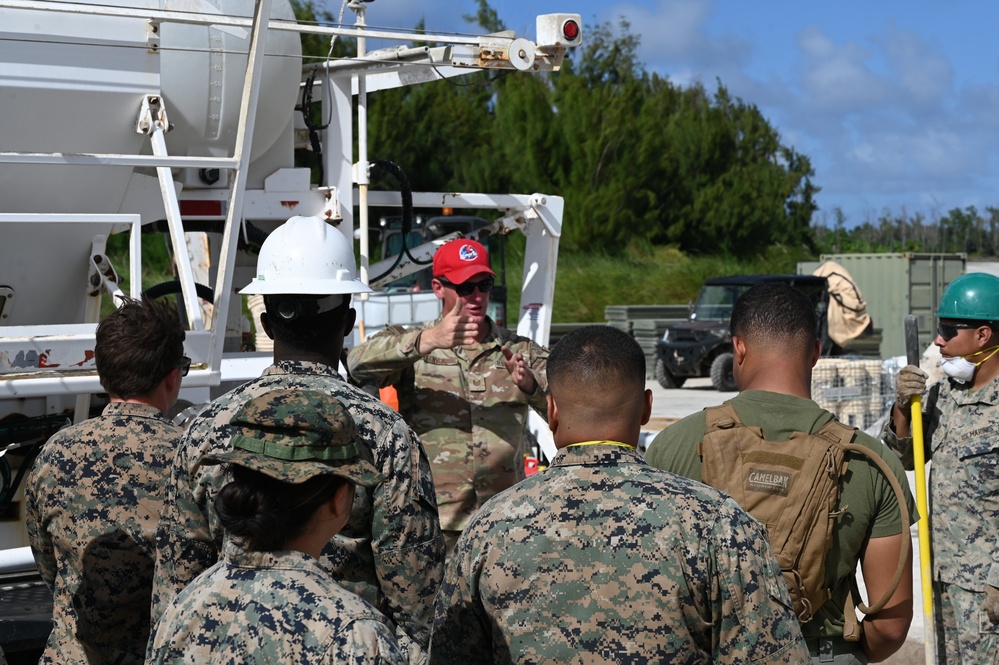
[
  {"xmin": 478, "ymin": 47, "xmax": 507, "ymax": 68},
  {"xmin": 38, "ymin": 351, "xmax": 60, "ymax": 368},
  {"xmin": 280, "ymin": 200, "xmax": 299, "ymax": 209},
  {"xmin": 71, "ymin": 350, "xmax": 96, "ymax": 367}
]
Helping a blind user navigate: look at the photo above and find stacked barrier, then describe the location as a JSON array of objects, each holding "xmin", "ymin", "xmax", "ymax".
[{"xmin": 812, "ymin": 357, "xmax": 897, "ymax": 431}]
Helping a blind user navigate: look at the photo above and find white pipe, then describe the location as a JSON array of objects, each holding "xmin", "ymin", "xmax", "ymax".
[
  {"xmin": 0, "ymin": 152, "xmax": 237, "ymax": 169},
  {"xmin": 354, "ymin": 2, "xmax": 370, "ymax": 288},
  {"xmin": 0, "ymin": 0, "xmax": 486, "ymax": 45},
  {"xmin": 0, "ymin": 547, "xmax": 37, "ymax": 574},
  {"xmin": 149, "ymin": 126, "xmax": 206, "ymax": 332},
  {"xmin": 209, "ymin": 0, "xmax": 273, "ymax": 375},
  {"xmin": 0, "ymin": 370, "xmax": 218, "ymax": 399}
]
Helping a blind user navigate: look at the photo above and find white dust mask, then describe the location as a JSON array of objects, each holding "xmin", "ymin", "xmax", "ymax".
[{"xmin": 939, "ymin": 345, "xmax": 999, "ymax": 384}]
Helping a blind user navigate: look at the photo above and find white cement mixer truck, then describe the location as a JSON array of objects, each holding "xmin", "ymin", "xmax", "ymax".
[{"xmin": 0, "ymin": 0, "xmax": 579, "ymax": 653}]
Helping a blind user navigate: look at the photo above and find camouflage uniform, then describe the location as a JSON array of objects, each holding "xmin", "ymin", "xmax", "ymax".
[
  {"xmin": 151, "ymin": 360, "xmax": 444, "ymax": 663},
  {"xmin": 25, "ymin": 402, "xmax": 180, "ymax": 664},
  {"xmin": 883, "ymin": 375, "xmax": 999, "ymax": 663},
  {"xmin": 347, "ymin": 317, "xmax": 548, "ymax": 534},
  {"xmin": 428, "ymin": 443, "xmax": 810, "ymax": 664},
  {"xmin": 647, "ymin": 390, "xmax": 917, "ymax": 661},
  {"xmin": 148, "ymin": 546, "xmax": 407, "ymax": 664}
]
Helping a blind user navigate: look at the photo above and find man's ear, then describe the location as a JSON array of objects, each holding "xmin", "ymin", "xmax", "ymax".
[
  {"xmin": 733, "ymin": 335, "xmax": 747, "ymax": 365},
  {"xmin": 259, "ymin": 312, "xmax": 275, "ymax": 340},
  {"xmin": 547, "ymin": 395, "xmax": 559, "ymax": 435},
  {"xmin": 431, "ymin": 278, "xmax": 446, "ymax": 301},
  {"xmin": 342, "ymin": 307, "xmax": 357, "ymax": 337},
  {"xmin": 162, "ymin": 366, "xmax": 179, "ymax": 395},
  {"xmin": 976, "ymin": 324, "xmax": 994, "ymax": 349},
  {"xmin": 811, "ymin": 339, "xmax": 821, "ymax": 367},
  {"xmin": 641, "ymin": 388, "xmax": 653, "ymax": 427}
]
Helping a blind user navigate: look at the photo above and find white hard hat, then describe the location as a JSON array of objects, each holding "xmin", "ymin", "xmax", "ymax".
[{"xmin": 240, "ymin": 216, "xmax": 371, "ymax": 296}]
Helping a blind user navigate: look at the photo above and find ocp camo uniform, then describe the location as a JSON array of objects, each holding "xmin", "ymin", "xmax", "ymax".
[{"xmin": 348, "ymin": 318, "xmax": 548, "ymax": 536}]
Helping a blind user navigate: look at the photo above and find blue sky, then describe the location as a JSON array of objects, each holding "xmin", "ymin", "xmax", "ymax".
[{"xmin": 341, "ymin": 0, "xmax": 999, "ymax": 228}]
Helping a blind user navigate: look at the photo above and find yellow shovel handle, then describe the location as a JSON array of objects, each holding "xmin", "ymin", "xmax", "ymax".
[{"xmin": 910, "ymin": 395, "xmax": 935, "ymax": 664}]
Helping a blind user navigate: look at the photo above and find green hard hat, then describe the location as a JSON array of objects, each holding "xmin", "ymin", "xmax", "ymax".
[{"xmin": 937, "ymin": 272, "xmax": 999, "ymax": 321}]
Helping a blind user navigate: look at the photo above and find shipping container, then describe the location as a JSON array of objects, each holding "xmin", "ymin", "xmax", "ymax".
[{"xmin": 797, "ymin": 253, "xmax": 966, "ymax": 358}]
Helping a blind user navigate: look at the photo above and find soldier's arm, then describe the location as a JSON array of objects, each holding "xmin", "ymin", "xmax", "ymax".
[
  {"xmin": 327, "ymin": 618, "xmax": 409, "ymax": 665},
  {"xmin": 347, "ymin": 326, "xmax": 427, "ymax": 388},
  {"xmin": 711, "ymin": 501, "xmax": 811, "ymax": 664},
  {"xmin": 426, "ymin": 535, "xmax": 492, "ymax": 665},
  {"xmin": 858, "ymin": 534, "xmax": 914, "ymax": 661},
  {"xmin": 990, "ymin": 543, "xmax": 999, "ymax": 618},
  {"xmin": 856, "ymin": 437, "xmax": 916, "ymax": 661},
  {"xmin": 369, "ymin": 419, "xmax": 445, "ymax": 659},
  {"xmin": 149, "ymin": 444, "xmax": 220, "ymax": 625},
  {"xmin": 24, "ymin": 462, "xmax": 56, "ymax": 587}
]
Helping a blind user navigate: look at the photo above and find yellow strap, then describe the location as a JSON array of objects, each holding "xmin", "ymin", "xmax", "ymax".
[
  {"xmin": 968, "ymin": 345, "xmax": 999, "ymax": 366},
  {"xmin": 565, "ymin": 440, "xmax": 635, "ymax": 450}
]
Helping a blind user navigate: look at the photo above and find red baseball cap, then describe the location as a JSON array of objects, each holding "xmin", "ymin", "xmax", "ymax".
[{"xmin": 432, "ymin": 239, "xmax": 495, "ymax": 284}]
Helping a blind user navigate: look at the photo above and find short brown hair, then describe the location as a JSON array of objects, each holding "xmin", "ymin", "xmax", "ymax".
[{"xmin": 94, "ymin": 296, "xmax": 185, "ymax": 399}]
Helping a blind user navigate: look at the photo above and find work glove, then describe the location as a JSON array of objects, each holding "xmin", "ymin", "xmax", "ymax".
[
  {"xmin": 895, "ymin": 365, "xmax": 928, "ymax": 409},
  {"xmin": 987, "ymin": 585, "xmax": 999, "ymax": 625}
]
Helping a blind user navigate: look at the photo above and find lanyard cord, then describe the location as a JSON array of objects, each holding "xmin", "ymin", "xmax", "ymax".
[{"xmin": 565, "ymin": 440, "xmax": 635, "ymax": 450}]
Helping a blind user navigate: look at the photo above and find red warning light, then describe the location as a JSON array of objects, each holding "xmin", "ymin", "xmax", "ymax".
[{"xmin": 562, "ymin": 19, "xmax": 580, "ymax": 41}]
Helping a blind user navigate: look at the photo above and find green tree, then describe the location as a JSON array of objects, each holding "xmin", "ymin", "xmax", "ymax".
[{"xmin": 363, "ymin": 2, "xmax": 820, "ymax": 258}]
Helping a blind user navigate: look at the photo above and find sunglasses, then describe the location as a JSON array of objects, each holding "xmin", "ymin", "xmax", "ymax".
[
  {"xmin": 437, "ymin": 276, "xmax": 495, "ymax": 297},
  {"xmin": 937, "ymin": 322, "xmax": 978, "ymax": 342},
  {"xmin": 177, "ymin": 356, "xmax": 192, "ymax": 377}
]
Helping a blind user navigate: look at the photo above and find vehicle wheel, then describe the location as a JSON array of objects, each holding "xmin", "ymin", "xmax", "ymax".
[
  {"xmin": 654, "ymin": 358, "xmax": 686, "ymax": 389},
  {"xmin": 710, "ymin": 352, "xmax": 737, "ymax": 391}
]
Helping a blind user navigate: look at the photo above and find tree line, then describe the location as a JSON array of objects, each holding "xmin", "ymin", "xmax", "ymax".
[
  {"xmin": 813, "ymin": 206, "xmax": 999, "ymax": 257},
  {"xmin": 297, "ymin": 1, "xmax": 996, "ymax": 260}
]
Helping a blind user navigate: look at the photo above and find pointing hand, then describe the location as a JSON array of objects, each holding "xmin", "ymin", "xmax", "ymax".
[{"xmin": 502, "ymin": 345, "xmax": 537, "ymax": 394}]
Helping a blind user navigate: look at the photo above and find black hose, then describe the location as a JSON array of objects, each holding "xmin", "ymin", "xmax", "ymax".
[
  {"xmin": 368, "ymin": 159, "xmax": 431, "ymax": 284},
  {"xmin": 146, "ymin": 219, "xmax": 269, "ymax": 253},
  {"xmin": 143, "ymin": 281, "xmax": 215, "ymax": 302},
  {"xmin": 301, "ymin": 69, "xmax": 329, "ymax": 186}
]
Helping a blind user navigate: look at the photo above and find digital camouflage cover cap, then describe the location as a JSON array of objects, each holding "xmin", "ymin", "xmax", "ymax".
[{"xmin": 200, "ymin": 389, "xmax": 382, "ymax": 488}]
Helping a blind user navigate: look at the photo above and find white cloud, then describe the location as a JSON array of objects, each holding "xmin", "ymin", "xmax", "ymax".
[
  {"xmin": 961, "ymin": 83, "xmax": 999, "ymax": 129},
  {"xmin": 879, "ymin": 27, "xmax": 953, "ymax": 109},
  {"xmin": 352, "ymin": 1, "xmax": 454, "ymax": 31},
  {"xmin": 797, "ymin": 27, "xmax": 888, "ymax": 113},
  {"xmin": 340, "ymin": 1, "xmax": 999, "ymax": 224},
  {"xmin": 602, "ymin": 0, "xmax": 749, "ymax": 84}
]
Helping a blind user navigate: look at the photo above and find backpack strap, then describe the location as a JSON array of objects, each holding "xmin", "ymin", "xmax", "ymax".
[
  {"xmin": 703, "ymin": 404, "xmax": 765, "ymax": 437},
  {"xmin": 704, "ymin": 403, "xmax": 741, "ymax": 433},
  {"xmin": 839, "ymin": 439, "xmax": 912, "ymax": 618},
  {"xmin": 813, "ymin": 418, "xmax": 857, "ymax": 447},
  {"xmin": 815, "ymin": 418, "xmax": 912, "ymax": 637}
]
